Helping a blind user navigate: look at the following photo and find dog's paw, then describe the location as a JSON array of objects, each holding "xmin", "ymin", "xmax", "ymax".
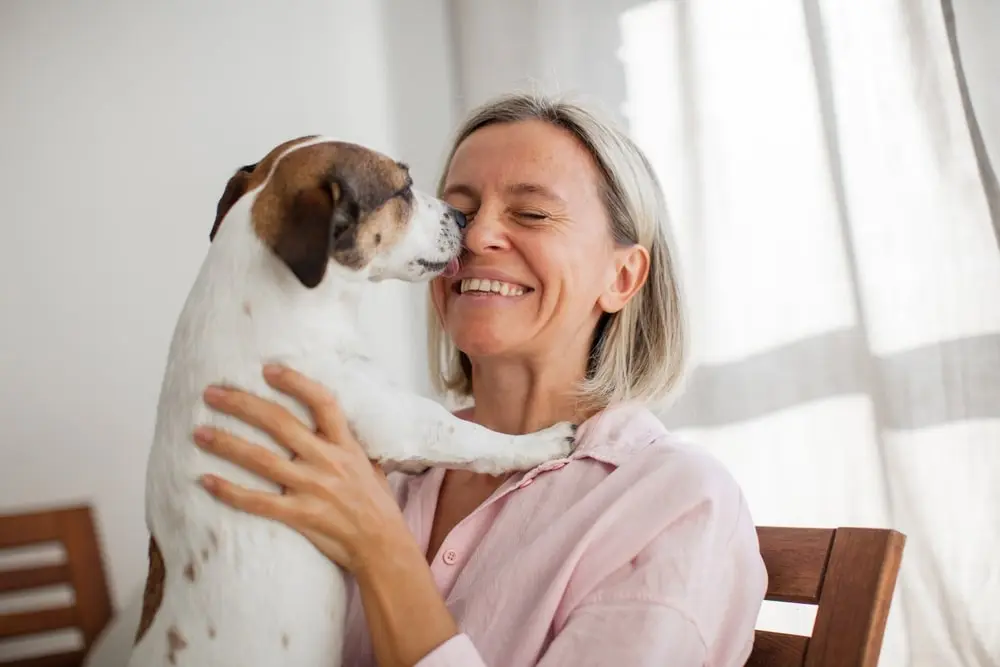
[
  {"xmin": 537, "ymin": 420, "xmax": 578, "ymax": 456},
  {"xmin": 476, "ymin": 421, "xmax": 577, "ymax": 474}
]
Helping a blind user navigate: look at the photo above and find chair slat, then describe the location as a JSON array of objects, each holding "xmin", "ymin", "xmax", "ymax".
[
  {"xmin": 0, "ymin": 565, "xmax": 72, "ymax": 593},
  {"xmin": 58, "ymin": 508, "xmax": 112, "ymax": 644},
  {"xmin": 0, "ymin": 511, "xmax": 61, "ymax": 549},
  {"xmin": 756, "ymin": 527, "xmax": 835, "ymax": 603},
  {"xmin": 0, "ymin": 607, "xmax": 79, "ymax": 639},
  {"xmin": 747, "ymin": 631, "xmax": 809, "ymax": 667},
  {"xmin": 0, "ymin": 649, "xmax": 86, "ymax": 667},
  {"xmin": 803, "ymin": 528, "xmax": 906, "ymax": 667}
]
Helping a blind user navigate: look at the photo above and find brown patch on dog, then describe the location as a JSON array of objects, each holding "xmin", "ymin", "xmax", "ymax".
[
  {"xmin": 282, "ymin": 633, "xmax": 290, "ymax": 649},
  {"xmin": 208, "ymin": 624, "xmax": 217, "ymax": 639},
  {"xmin": 135, "ymin": 536, "xmax": 166, "ymax": 644},
  {"xmin": 209, "ymin": 136, "xmax": 415, "ymax": 288},
  {"xmin": 210, "ymin": 136, "xmax": 320, "ymax": 241},
  {"xmin": 167, "ymin": 625, "xmax": 188, "ymax": 664},
  {"xmin": 208, "ymin": 529, "xmax": 219, "ymax": 550},
  {"xmin": 242, "ymin": 301, "xmax": 252, "ymax": 316},
  {"xmin": 183, "ymin": 560, "xmax": 196, "ymax": 582},
  {"xmin": 201, "ymin": 547, "xmax": 210, "ymax": 562}
]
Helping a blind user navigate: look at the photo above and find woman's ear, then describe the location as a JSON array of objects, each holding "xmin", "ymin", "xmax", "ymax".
[{"xmin": 598, "ymin": 244, "xmax": 650, "ymax": 314}]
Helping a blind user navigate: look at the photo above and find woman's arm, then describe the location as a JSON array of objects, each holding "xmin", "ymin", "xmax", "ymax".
[
  {"xmin": 352, "ymin": 528, "xmax": 459, "ymax": 667},
  {"xmin": 193, "ymin": 364, "xmax": 461, "ymax": 666}
]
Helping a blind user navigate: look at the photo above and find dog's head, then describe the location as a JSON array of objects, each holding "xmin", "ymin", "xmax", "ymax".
[{"xmin": 209, "ymin": 136, "xmax": 466, "ymax": 287}]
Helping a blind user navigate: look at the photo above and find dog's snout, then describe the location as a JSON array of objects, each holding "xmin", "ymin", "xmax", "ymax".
[{"xmin": 449, "ymin": 207, "xmax": 467, "ymax": 230}]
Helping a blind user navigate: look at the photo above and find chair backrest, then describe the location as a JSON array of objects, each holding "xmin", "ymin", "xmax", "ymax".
[
  {"xmin": 747, "ymin": 526, "xmax": 906, "ymax": 667},
  {"xmin": 0, "ymin": 504, "xmax": 113, "ymax": 667}
]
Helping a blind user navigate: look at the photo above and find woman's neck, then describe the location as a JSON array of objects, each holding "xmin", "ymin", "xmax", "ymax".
[{"xmin": 468, "ymin": 351, "xmax": 591, "ymax": 435}]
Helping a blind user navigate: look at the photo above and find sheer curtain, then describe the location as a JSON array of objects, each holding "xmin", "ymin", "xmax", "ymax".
[{"xmin": 447, "ymin": 1, "xmax": 1000, "ymax": 665}]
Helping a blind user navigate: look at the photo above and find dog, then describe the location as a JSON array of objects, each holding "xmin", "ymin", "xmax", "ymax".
[{"xmin": 127, "ymin": 136, "xmax": 576, "ymax": 667}]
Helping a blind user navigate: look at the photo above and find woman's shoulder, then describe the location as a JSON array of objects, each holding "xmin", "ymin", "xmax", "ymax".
[
  {"xmin": 555, "ymin": 404, "xmax": 767, "ymax": 661},
  {"xmin": 564, "ymin": 402, "xmax": 755, "ymax": 549},
  {"xmin": 574, "ymin": 402, "xmax": 744, "ymax": 498}
]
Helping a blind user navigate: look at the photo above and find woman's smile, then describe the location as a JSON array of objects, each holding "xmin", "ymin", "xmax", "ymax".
[{"xmin": 447, "ymin": 268, "xmax": 536, "ymax": 307}]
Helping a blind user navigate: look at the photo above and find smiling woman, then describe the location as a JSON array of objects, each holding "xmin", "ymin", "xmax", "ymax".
[{"xmin": 342, "ymin": 93, "xmax": 765, "ymax": 666}]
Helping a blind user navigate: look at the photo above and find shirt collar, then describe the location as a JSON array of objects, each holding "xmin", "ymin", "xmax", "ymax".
[{"xmin": 569, "ymin": 400, "xmax": 669, "ymax": 467}]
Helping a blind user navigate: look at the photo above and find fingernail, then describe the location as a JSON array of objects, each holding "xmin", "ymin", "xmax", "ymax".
[
  {"xmin": 263, "ymin": 364, "xmax": 283, "ymax": 380},
  {"xmin": 193, "ymin": 426, "xmax": 213, "ymax": 444},
  {"xmin": 200, "ymin": 475, "xmax": 218, "ymax": 491},
  {"xmin": 204, "ymin": 386, "xmax": 227, "ymax": 401}
]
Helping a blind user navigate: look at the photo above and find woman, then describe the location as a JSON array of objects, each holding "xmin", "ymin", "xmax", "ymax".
[{"xmin": 194, "ymin": 93, "xmax": 767, "ymax": 666}]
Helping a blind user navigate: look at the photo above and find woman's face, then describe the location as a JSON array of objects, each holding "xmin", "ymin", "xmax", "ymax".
[{"xmin": 431, "ymin": 119, "xmax": 647, "ymax": 365}]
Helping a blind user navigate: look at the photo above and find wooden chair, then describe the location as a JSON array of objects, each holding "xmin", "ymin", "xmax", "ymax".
[
  {"xmin": 0, "ymin": 504, "xmax": 113, "ymax": 667},
  {"xmin": 748, "ymin": 526, "xmax": 906, "ymax": 667}
]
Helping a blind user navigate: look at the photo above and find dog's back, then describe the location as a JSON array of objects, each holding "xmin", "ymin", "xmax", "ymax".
[{"xmin": 129, "ymin": 191, "xmax": 351, "ymax": 667}]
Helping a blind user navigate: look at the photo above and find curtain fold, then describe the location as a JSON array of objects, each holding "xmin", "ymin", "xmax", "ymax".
[{"xmin": 447, "ymin": 1, "xmax": 1000, "ymax": 664}]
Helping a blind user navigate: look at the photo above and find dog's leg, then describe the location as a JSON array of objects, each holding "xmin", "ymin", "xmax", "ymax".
[
  {"xmin": 135, "ymin": 536, "xmax": 166, "ymax": 643},
  {"xmin": 335, "ymin": 375, "xmax": 576, "ymax": 474}
]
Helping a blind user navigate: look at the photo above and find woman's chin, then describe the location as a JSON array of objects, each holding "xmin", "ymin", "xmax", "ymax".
[{"xmin": 451, "ymin": 331, "xmax": 520, "ymax": 360}]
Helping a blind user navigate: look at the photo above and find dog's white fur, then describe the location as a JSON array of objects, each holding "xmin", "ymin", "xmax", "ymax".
[{"xmin": 127, "ymin": 137, "xmax": 575, "ymax": 667}]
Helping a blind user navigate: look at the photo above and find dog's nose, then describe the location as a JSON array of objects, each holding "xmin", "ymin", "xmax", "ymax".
[{"xmin": 449, "ymin": 207, "xmax": 467, "ymax": 229}]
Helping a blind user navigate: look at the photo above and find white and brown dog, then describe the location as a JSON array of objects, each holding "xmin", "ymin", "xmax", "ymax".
[{"xmin": 128, "ymin": 136, "xmax": 575, "ymax": 667}]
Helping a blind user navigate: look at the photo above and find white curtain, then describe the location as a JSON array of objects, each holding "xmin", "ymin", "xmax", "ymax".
[{"xmin": 448, "ymin": 1, "xmax": 1000, "ymax": 665}]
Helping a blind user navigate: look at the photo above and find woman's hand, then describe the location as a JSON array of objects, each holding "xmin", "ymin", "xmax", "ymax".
[
  {"xmin": 195, "ymin": 364, "xmax": 461, "ymax": 665},
  {"xmin": 193, "ymin": 363, "xmax": 407, "ymax": 574}
]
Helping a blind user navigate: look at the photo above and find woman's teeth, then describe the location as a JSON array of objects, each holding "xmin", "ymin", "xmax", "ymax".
[{"xmin": 459, "ymin": 278, "xmax": 526, "ymax": 296}]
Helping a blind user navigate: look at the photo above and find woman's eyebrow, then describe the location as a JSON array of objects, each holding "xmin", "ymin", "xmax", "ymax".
[
  {"xmin": 442, "ymin": 183, "xmax": 478, "ymax": 199},
  {"xmin": 507, "ymin": 182, "xmax": 567, "ymax": 206},
  {"xmin": 441, "ymin": 182, "xmax": 567, "ymax": 206}
]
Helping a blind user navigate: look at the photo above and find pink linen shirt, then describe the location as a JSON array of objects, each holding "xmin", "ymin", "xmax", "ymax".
[{"xmin": 342, "ymin": 402, "xmax": 767, "ymax": 666}]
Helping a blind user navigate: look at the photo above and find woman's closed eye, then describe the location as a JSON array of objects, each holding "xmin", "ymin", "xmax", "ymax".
[{"xmin": 514, "ymin": 210, "xmax": 549, "ymax": 222}]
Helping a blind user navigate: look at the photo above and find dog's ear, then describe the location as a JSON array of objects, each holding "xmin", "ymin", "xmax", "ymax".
[
  {"xmin": 270, "ymin": 178, "xmax": 382, "ymax": 287},
  {"xmin": 269, "ymin": 181, "xmax": 342, "ymax": 288},
  {"xmin": 209, "ymin": 163, "xmax": 257, "ymax": 241}
]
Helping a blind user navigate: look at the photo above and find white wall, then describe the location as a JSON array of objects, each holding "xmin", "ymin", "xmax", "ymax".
[{"xmin": 0, "ymin": 0, "xmax": 456, "ymax": 636}]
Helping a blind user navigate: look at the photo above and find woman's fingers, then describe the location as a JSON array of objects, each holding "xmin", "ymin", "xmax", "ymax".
[
  {"xmin": 193, "ymin": 427, "xmax": 326, "ymax": 495},
  {"xmin": 262, "ymin": 364, "xmax": 352, "ymax": 442},
  {"xmin": 200, "ymin": 474, "xmax": 353, "ymax": 563},
  {"xmin": 202, "ymin": 385, "xmax": 328, "ymax": 463},
  {"xmin": 200, "ymin": 474, "xmax": 298, "ymax": 520}
]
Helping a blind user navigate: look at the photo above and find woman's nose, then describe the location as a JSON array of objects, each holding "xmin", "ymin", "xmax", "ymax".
[{"xmin": 462, "ymin": 208, "xmax": 509, "ymax": 253}]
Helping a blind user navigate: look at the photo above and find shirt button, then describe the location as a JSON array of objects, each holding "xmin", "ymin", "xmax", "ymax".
[{"xmin": 442, "ymin": 549, "xmax": 459, "ymax": 565}]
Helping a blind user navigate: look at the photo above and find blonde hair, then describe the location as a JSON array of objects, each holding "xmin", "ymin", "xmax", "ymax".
[{"xmin": 428, "ymin": 92, "xmax": 688, "ymax": 411}]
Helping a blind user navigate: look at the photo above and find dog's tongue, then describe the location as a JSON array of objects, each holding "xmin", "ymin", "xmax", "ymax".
[{"xmin": 443, "ymin": 258, "xmax": 461, "ymax": 278}]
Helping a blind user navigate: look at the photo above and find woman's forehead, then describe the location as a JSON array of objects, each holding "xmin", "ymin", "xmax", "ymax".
[{"xmin": 445, "ymin": 121, "xmax": 601, "ymax": 196}]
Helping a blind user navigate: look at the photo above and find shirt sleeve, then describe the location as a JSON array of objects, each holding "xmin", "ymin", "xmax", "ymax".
[
  {"xmin": 414, "ymin": 633, "xmax": 487, "ymax": 667},
  {"xmin": 414, "ymin": 601, "xmax": 707, "ymax": 667},
  {"xmin": 535, "ymin": 490, "xmax": 765, "ymax": 667},
  {"xmin": 537, "ymin": 601, "xmax": 707, "ymax": 667}
]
